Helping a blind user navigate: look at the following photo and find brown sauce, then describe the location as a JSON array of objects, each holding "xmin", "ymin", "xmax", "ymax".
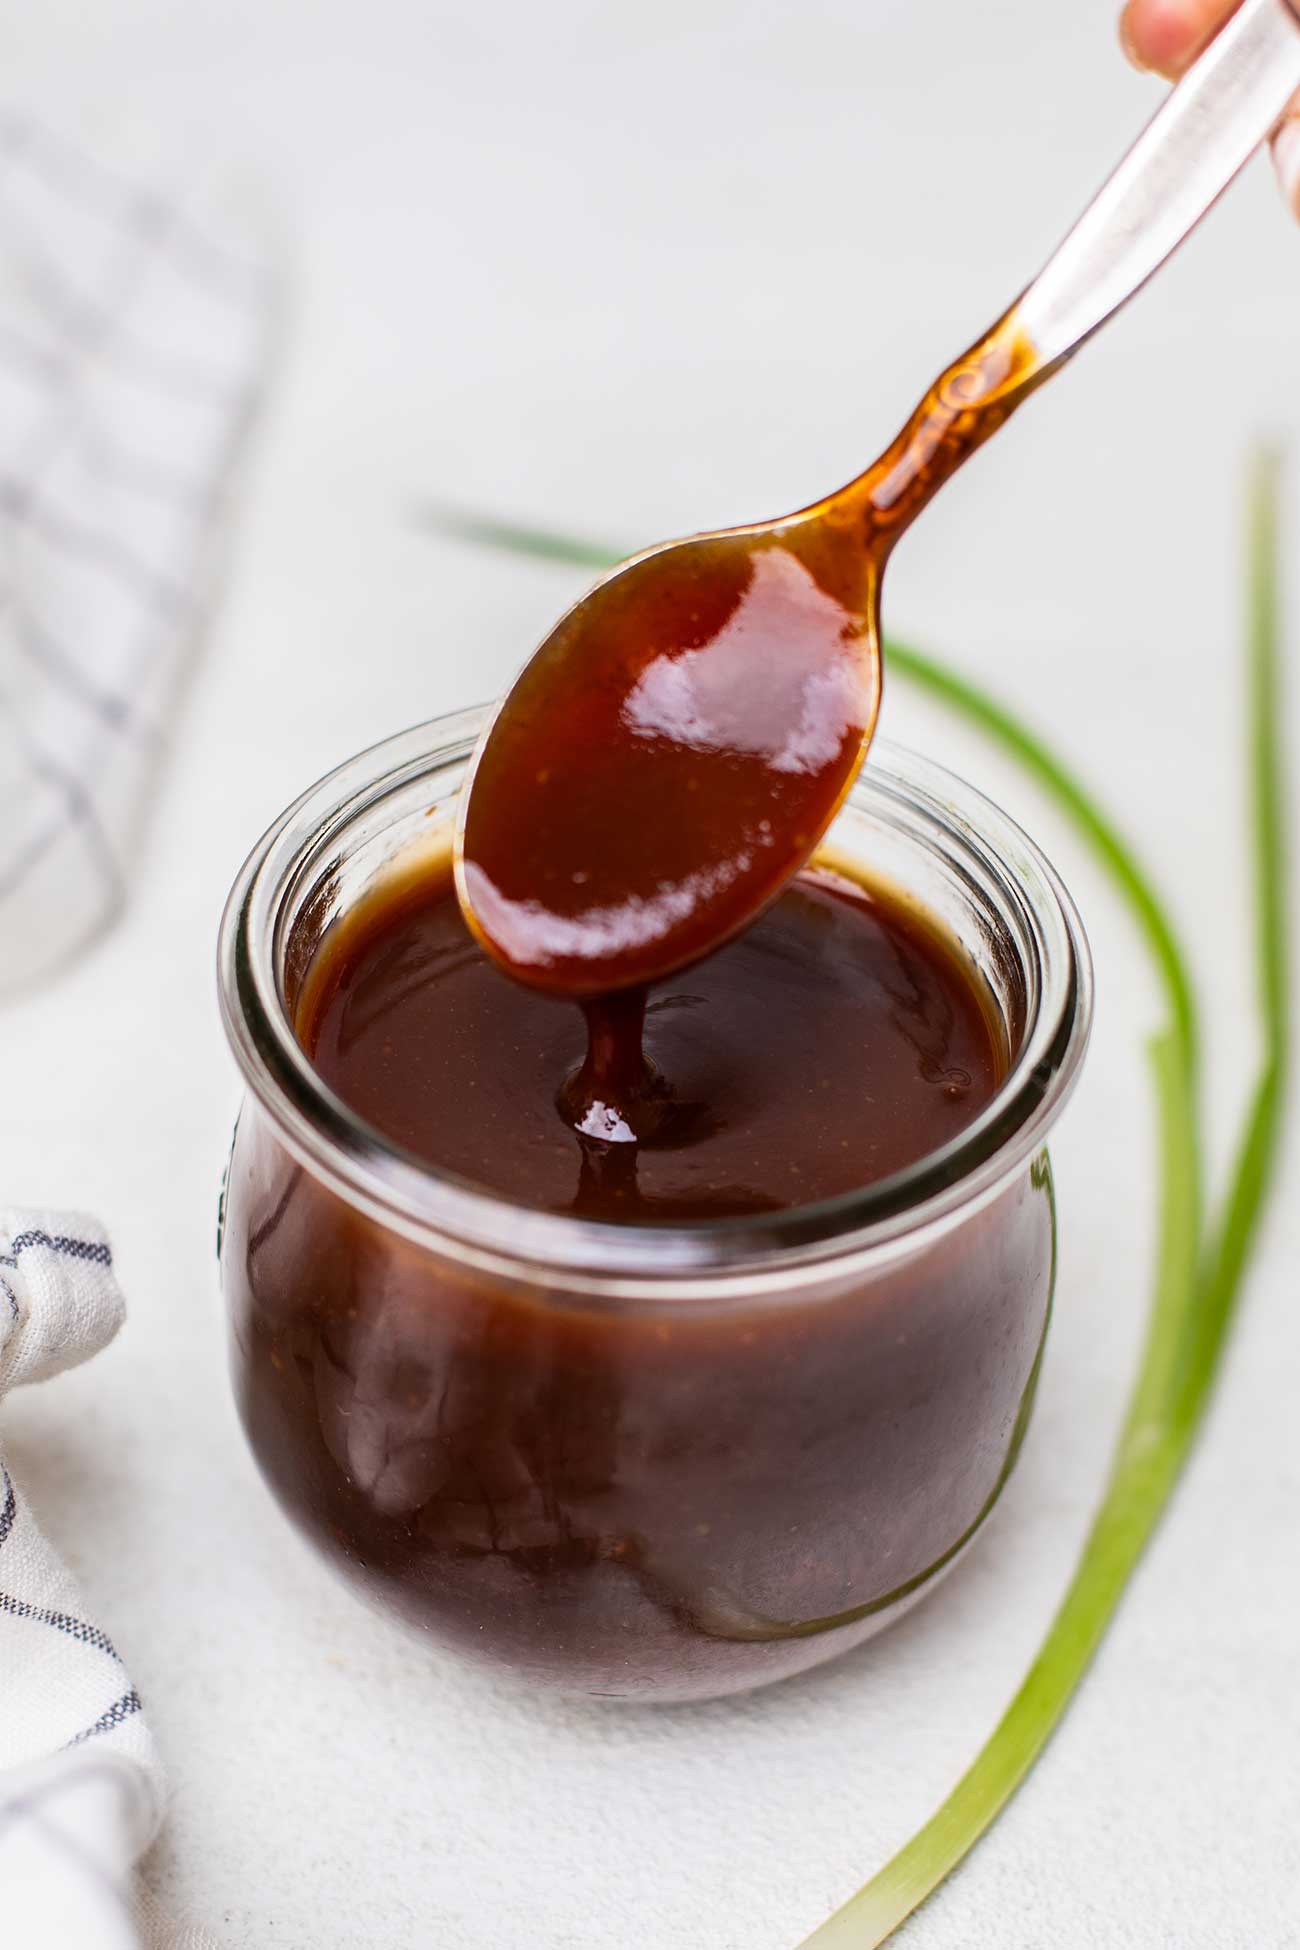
[
  {"xmin": 297, "ymin": 846, "xmax": 1002, "ymax": 1221},
  {"xmin": 222, "ymin": 317, "xmax": 1058, "ymax": 1698},
  {"xmin": 235, "ymin": 861, "xmax": 1044, "ymax": 1694},
  {"xmin": 456, "ymin": 309, "xmax": 1043, "ymax": 1000},
  {"xmin": 227, "ymin": 1052, "xmax": 1052, "ymax": 1698}
]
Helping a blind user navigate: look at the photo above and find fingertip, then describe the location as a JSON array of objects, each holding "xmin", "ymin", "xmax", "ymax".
[
  {"xmin": 1119, "ymin": 3, "xmax": 1152, "ymax": 71},
  {"xmin": 1120, "ymin": 0, "xmax": 1202, "ymax": 79},
  {"xmin": 1271, "ymin": 119, "xmax": 1300, "ymax": 222}
]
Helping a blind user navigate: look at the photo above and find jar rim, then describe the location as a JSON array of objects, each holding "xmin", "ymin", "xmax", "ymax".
[{"xmin": 217, "ymin": 708, "xmax": 1092, "ymax": 1292}]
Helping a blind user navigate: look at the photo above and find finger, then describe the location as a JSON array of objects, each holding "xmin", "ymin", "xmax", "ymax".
[
  {"xmin": 1120, "ymin": 0, "xmax": 1237, "ymax": 77},
  {"xmin": 1123, "ymin": 0, "xmax": 1300, "ymax": 219},
  {"xmin": 1272, "ymin": 114, "xmax": 1300, "ymax": 218}
]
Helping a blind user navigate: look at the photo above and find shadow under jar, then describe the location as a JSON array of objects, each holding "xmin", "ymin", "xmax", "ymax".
[{"xmin": 218, "ymin": 710, "xmax": 1091, "ymax": 1703}]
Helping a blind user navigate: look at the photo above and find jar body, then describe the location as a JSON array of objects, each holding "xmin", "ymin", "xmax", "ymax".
[
  {"xmin": 218, "ymin": 715, "xmax": 1089, "ymax": 1703},
  {"xmin": 222, "ymin": 1104, "xmax": 1055, "ymax": 1700}
]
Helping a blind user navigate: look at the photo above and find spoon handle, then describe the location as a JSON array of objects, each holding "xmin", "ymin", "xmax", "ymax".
[{"xmin": 1018, "ymin": 0, "xmax": 1300, "ymax": 366}]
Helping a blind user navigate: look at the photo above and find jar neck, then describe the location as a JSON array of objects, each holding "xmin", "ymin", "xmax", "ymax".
[{"xmin": 218, "ymin": 718, "xmax": 1092, "ymax": 1288}]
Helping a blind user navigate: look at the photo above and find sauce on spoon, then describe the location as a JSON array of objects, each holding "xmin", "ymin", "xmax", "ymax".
[
  {"xmin": 455, "ymin": 311, "xmax": 1042, "ymax": 1141},
  {"xmin": 455, "ymin": 312, "xmax": 1042, "ymax": 1000}
]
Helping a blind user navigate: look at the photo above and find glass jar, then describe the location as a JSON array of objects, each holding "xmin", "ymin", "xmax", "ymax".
[{"xmin": 217, "ymin": 708, "xmax": 1091, "ymax": 1702}]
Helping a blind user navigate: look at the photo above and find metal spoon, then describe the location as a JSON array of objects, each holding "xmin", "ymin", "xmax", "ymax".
[{"xmin": 457, "ymin": 0, "xmax": 1300, "ymax": 998}]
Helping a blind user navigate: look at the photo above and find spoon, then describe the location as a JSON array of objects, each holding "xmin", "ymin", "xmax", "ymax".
[{"xmin": 457, "ymin": 0, "xmax": 1300, "ymax": 999}]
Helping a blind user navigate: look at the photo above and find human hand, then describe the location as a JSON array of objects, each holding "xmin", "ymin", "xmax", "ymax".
[{"xmin": 1120, "ymin": 0, "xmax": 1300, "ymax": 213}]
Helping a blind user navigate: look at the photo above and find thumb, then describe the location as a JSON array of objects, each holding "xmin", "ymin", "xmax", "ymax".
[{"xmin": 1271, "ymin": 114, "xmax": 1300, "ymax": 219}]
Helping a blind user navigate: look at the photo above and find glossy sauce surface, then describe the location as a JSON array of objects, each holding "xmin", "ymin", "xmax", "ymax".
[
  {"xmin": 457, "ymin": 311, "xmax": 1043, "ymax": 996},
  {"xmin": 297, "ymin": 848, "xmax": 1002, "ymax": 1220},
  {"xmin": 457, "ymin": 532, "xmax": 880, "ymax": 998}
]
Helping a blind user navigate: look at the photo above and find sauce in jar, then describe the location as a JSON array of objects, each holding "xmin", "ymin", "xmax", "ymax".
[
  {"xmin": 297, "ymin": 844, "xmax": 1002, "ymax": 1217},
  {"xmin": 221, "ymin": 802, "xmax": 1060, "ymax": 1699}
]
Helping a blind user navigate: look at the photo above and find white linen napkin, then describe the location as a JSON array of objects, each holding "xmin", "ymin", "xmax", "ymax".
[
  {"xmin": 0, "ymin": 109, "xmax": 268, "ymax": 994},
  {"xmin": 0, "ymin": 1214, "xmax": 211, "ymax": 1949},
  {"xmin": 0, "ymin": 110, "xmax": 266, "ymax": 1949}
]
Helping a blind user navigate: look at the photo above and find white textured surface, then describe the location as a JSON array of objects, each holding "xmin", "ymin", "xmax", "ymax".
[{"xmin": 2, "ymin": 2, "xmax": 1299, "ymax": 1944}]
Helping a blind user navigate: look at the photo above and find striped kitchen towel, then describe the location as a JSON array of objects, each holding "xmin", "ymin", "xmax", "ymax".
[
  {"xmin": 0, "ymin": 110, "xmax": 269, "ymax": 994},
  {"xmin": 0, "ymin": 110, "xmax": 265, "ymax": 1948},
  {"xmin": 0, "ymin": 1214, "xmax": 211, "ymax": 1949}
]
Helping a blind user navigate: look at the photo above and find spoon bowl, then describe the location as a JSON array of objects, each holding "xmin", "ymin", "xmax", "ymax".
[
  {"xmin": 454, "ymin": 516, "xmax": 881, "ymax": 996},
  {"xmin": 454, "ymin": 311, "xmax": 1033, "ymax": 995}
]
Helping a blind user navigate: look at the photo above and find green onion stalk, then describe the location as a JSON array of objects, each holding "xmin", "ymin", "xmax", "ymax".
[{"xmin": 420, "ymin": 451, "xmax": 1288, "ymax": 1945}]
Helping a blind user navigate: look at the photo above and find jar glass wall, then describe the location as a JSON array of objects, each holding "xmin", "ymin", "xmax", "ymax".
[{"xmin": 218, "ymin": 712, "xmax": 1091, "ymax": 1701}]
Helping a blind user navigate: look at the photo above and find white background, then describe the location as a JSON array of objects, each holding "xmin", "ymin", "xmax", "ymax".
[{"xmin": 3, "ymin": 1, "xmax": 1299, "ymax": 1944}]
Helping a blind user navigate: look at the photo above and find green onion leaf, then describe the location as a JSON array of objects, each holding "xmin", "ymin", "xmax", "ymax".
[{"xmin": 419, "ymin": 461, "xmax": 1287, "ymax": 1945}]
